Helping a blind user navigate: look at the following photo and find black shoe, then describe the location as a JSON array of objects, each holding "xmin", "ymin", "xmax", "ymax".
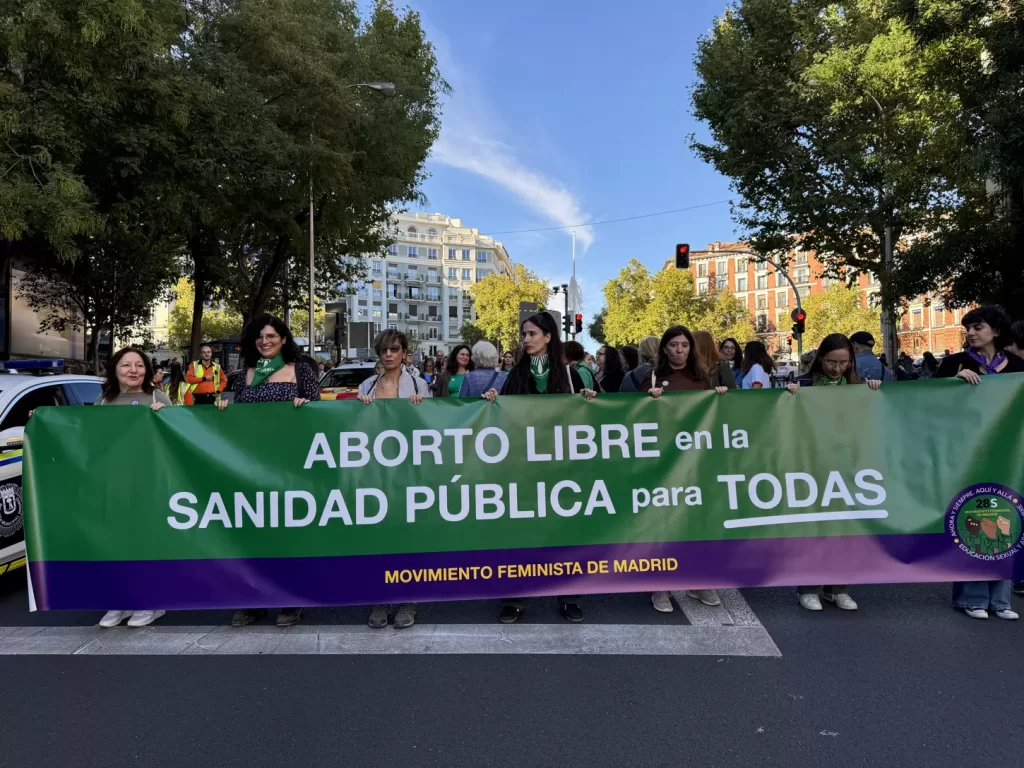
[
  {"xmin": 560, "ymin": 602, "xmax": 584, "ymax": 623},
  {"xmin": 231, "ymin": 608, "xmax": 267, "ymax": 627},
  {"xmin": 368, "ymin": 604, "xmax": 389, "ymax": 628},
  {"xmin": 393, "ymin": 604, "xmax": 417, "ymax": 629},
  {"xmin": 1013, "ymin": 582, "xmax": 1024, "ymax": 596},
  {"xmin": 498, "ymin": 605, "xmax": 523, "ymax": 624},
  {"xmin": 276, "ymin": 608, "xmax": 303, "ymax": 628}
]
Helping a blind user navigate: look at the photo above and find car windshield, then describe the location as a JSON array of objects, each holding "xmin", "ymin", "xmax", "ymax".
[{"xmin": 321, "ymin": 369, "xmax": 375, "ymax": 388}]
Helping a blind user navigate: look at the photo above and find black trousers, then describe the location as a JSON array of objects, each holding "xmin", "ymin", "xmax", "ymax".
[
  {"xmin": 193, "ymin": 393, "xmax": 217, "ymax": 405},
  {"xmin": 502, "ymin": 596, "xmax": 581, "ymax": 610}
]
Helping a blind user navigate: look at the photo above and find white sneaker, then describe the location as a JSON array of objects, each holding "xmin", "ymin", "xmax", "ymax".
[
  {"xmin": 964, "ymin": 608, "xmax": 989, "ymax": 619},
  {"xmin": 798, "ymin": 593, "xmax": 822, "ymax": 611},
  {"xmin": 651, "ymin": 592, "xmax": 673, "ymax": 613},
  {"xmin": 994, "ymin": 609, "xmax": 1019, "ymax": 620},
  {"xmin": 99, "ymin": 610, "xmax": 133, "ymax": 628},
  {"xmin": 685, "ymin": 589, "xmax": 722, "ymax": 607},
  {"xmin": 127, "ymin": 610, "xmax": 166, "ymax": 627},
  {"xmin": 824, "ymin": 592, "xmax": 858, "ymax": 611}
]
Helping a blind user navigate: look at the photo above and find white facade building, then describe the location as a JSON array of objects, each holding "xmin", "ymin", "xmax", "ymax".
[{"xmin": 342, "ymin": 212, "xmax": 512, "ymax": 358}]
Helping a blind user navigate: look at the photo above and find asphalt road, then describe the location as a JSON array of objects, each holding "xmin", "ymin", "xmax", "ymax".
[{"xmin": 0, "ymin": 573, "xmax": 1018, "ymax": 768}]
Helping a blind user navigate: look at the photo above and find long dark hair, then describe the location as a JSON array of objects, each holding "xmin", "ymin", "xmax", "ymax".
[
  {"xmin": 599, "ymin": 345, "xmax": 625, "ymax": 379},
  {"xmin": 720, "ymin": 337, "xmax": 742, "ymax": 373},
  {"xmin": 502, "ymin": 313, "xmax": 572, "ymax": 394},
  {"xmin": 621, "ymin": 345, "xmax": 639, "ymax": 371},
  {"xmin": 241, "ymin": 313, "xmax": 300, "ymax": 369},
  {"xmin": 655, "ymin": 325, "xmax": 704, "ymax": 380},
  {"xmin": 740, "ymin": 340, "xmax": 774, "ymax": 376},
  {"xmin": 446, "ymin": 344, "xmax": 475, "ymax": 375},
  {"xmin": 101, "ymin": 347, "xmax": 155, "ymax": 402},
  {"xmin": 166, "ymin": 362, "xmax": 186, "ymax": 404},
  {"xmin": 809, "ymin": 333, "xmax": 862, "ymax": 384}
]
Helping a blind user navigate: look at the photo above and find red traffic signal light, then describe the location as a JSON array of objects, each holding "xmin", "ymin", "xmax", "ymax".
[
  {"xmin": 674, "ymin": 243, "xmax": 690, "ymax": 269},
  {"xmin": 791, "ymin": 307, "xmax": 806, "ymax": 323},
  {"xmin": 574, "ymin": 314, "xmax": 583, "ymax": 334}
]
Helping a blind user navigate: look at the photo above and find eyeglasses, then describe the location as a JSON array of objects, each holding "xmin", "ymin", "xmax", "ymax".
[
  {"xmin": 258, "ymin": 334, "xmax": 281, "ymax": 342},
  {"xmin": 821, "ymin": 357, "xmax": 850, "ymax": 369},
  {"xmin": 383, "ymin": 345, "xmax": 403, "ymax": 354}
]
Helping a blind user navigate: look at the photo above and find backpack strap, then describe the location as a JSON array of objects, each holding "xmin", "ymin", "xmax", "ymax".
[{"xmin": 485, "ymin": 370, "xmax": 499, "ymax": 392}]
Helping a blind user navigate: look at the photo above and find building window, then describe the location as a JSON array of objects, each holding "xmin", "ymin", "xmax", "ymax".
[
  {"xmin": 795, "ymin": 253, "xmax": 808, "ymax": 264},
  {"xmin": 427, "ymin": 248, "xmax": 438, "ymax": 260},
  {"xmin": 476, "ymin": 269, "xmax": 489, "ymax": 282},
  {"xmin": 388, "ymin": 303, "xmax": 398, "ymax": 316},
  {"xmin": 373, "ymin": 323, "xmax": 381, "ymax": 334},
  {"xmin": 697, "ymin": 263, "xmax": 707, "ymax": 278},
  {"xmin": 911, "ymin": 309, "xmax": 923, "ymax": 329},
  {"xmin": 408, "ymin": 287, "xmax": 421, "ymax": 300},
  {"xmin": 697, "ymin": 279, "xmax": 708, "ymax": 295},
  {"xmin": 372, "ymin": 288, "xmax": 382, "ymax": 299},
  {"xmin": 756, "ymin": 260, "xmax": 768, "ymax": 272},
  {"xmin": 798, "ymin": 286, "xmax": 810, "ymax": 297},
  {"xmin": 407, "ymin": 226, "xmax": 417, "ymax": 234},
  {"xmin": 387, "ymin": 285, "xmax": 398, "ymax": 299},
  {"xmin": 372, "ymin": 260, "xmax": 383, "ymax": 274},
  {"xmin": 736, "ymin": 276, "xmax": 747, "ymax": 292},
  {"xmin": 477, "ymin": 251, "xmax": 488, "ymax": 262},
  {"xmin": 794, "ymin": 267, "xmax": 810, "ymax": 284},
  {"xmin": 776, "ymin": 291, "xmax": 788, "ymax": 308},
  {"xmin": 408, "ymin": 305, "xmax": 418, "ymax": 317},
  {"xmin": 448, "ymin": 248, "xmax": 457, "ymax": 260},
  {"xmin": 755, "ymin": 314, "xmax": 768, "ymax": 332},
  {"xmin": 716, "ymin": 276, "xmax": 727, "ymax": 290},
  {"xmin": 408, "ymin": 246, "xmax": 417, "ymax": 258},
  {"xmin": 448, "ymin": 287, "xmax": 459, "ymax": 300},
  {"xmin": 387, "ymin": 244, "xmax": 398, "ymax": 255},
  {"xmin": 736, "ymin": 258, "xmax": 748, "ymax": 272},
  {"xmin": 462, "ymin": 268, "xmax": 471, "ymax": 281},
  {"xmin": 461, "ymin": 249, "xmax": 471, "ymax": 261},
  {"xmin": 389, "ymin": 323, "xmax": 398, "ymax": 331},
  {"xmin": 428, "ymin": 228, "xmax": 436, "ymax": 237},
  {"xmin": 717, "ymin": 260, "xmax": 727, "ymax": 275},
  {"xmin": 448, "ymin": 267, "xmax": 457, "ymax": 280},
  {"xmin": 427, "ymin": 269, "xmax": 439, "ymax": 283},
  {"xmin": 756, "ymin": 274, "xmax": 768, "ymax": 290},
  {"xmin": 449, "ymin": 306, "xmax": 458, "ymax": 318},
  {"xmin": 756, "ymin": 295, "xmax": 767, "ymax": 310},
  {"xmin": 427, "ymin": 289, "xmax": 440, "ymax": 301}
]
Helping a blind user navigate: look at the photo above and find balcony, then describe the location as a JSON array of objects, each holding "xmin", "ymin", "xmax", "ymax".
[
  {"xmin": 386, "ymin": 272, "xmax": 402, "ymax": 282},
  {"xmin": 426, "ymin": 274, "xmax": 442, "ymax": 284},
  {"xmin": 405, "ymin": 314, "xmax": 423, "ymax": 322},
  {"xmin": 406, "ymin": 293, "xmax": 425, "ymax": 303},
  {"xmin": 405, "ymin": 272, "xmax": 424, "ymax": 284},
  {"xmin": 387, "ymin": 312, "xmax": 400, "ymax": 320},
  {"xmin": 425, "ymin": 294, "xmax": 441, "ymax": 303}
]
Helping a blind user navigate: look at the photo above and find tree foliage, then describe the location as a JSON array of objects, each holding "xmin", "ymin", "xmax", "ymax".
[
  {"xmin": 586, "ymin": 308, "xmax": 607, "ymax": 345},
  {"xmin": 469, "ymin": 264, "xmax": 549, "ymax": 351},
  {"xmin": 602, "ymin": 259, "xmax": 755, "ymax": 346},
  {"xmin": 459, "ymin": 322, "xmax": 486, "ymax": 347},
  {"xmin": 167, "ymin": 278, "xmax": 242, "ymax": 352},
  {"xmin": 799, "ymin": 285, "xmax": 882, "ymax": 350},
  {"xmin": 691, "ymin": 0, "xmax": 978, "ymax": 316}
]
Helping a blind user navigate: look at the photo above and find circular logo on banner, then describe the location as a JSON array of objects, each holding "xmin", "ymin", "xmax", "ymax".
[
  {"xmin": 947, "ymin": 483, "xmax": 1024, "ymax": 561},
  {"xmin": 0, "ymin": 482, "xmax": 23, "ymax": 538}
]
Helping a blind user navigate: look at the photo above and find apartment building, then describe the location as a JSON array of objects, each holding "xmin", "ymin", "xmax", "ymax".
[
  {"xmin": 668, "ymin": 241, "xmax": 968, "ymax": 356},
  {"xmin": 340, "ymin": 212, "xmax": 512, "ymax": 359}
]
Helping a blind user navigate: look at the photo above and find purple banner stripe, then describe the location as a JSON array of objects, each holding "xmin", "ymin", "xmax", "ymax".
[{"xmin": 29, "ymin": 534, "xmax": 1024, "ymax": 611}]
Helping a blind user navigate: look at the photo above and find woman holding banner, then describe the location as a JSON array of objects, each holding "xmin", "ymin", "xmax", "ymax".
[
  {"xmin": 483, "ymin": 312, "xmax": 596, "ymax": 624},
  {"xmin": 356, "ymin": 328, "xmax": 429, "ymax": 629},
  {"xmin": 216, "ymin": 314, "xmax": 320, "ymax": 629},
  {"xmin": 936, "ymin": 305, "xmax": 1022, "ymax": 620},
  {"xmin": 432, "ymin": 344, "xmax": 473, "ymax": 398},
  {"xmin": 785, "ymin": 333, "xmax": 881, "ymax": 612},
  {"xmin": 642, "ymin": 326, "xmax": 728, "ymax": 613},
  {"xmin": 97, "ymin": 347, "xmax": 172, "ymax": 629}
]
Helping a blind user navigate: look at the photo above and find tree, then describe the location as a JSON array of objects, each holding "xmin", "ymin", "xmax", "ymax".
[
  {"xmin": 691, "ymin": 0, "xmax": 978, "ymax": 340},
  {"xmin": 799, "ymin": 285, "xmax": 882, "ymax": 350},
  {"xmin": 164, "ymin": 0, "xmax": 449, "ymax": 357},
  {"xmin": 602, "ymin": 259, "xmax": 755, "ymax": 346},
  {"xmin": 167, "ymin": 278, "xmax": 242, "ymax": 352},
  {"xmin": 459, "ymin": 322, "xmax": 487, "ymax": 347},
  {"xmin": 891, "ymin": 1, "xmax": 1024, "ymax": 315},
  {"xmin": 469, "ymin": 264, "xmax": 549, "ymax": 351},
  {"xmin": 587, "ymin": 308, "xmax": 607, "ymax": 345}
]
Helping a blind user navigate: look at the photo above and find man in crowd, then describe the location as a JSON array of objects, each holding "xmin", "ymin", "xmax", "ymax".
[
  {"xmin": 434, "ymin": 348, "xmax": 446, "ymax": 370},
  {"xmin": 850, "ymin": 331, "xmax": 889, "ymax": 382},
  {"xmin": 185, "ymin": 344, "xmax": 227, "ymax": 405},
  {"xmin": 564, "ymin": 340, "xmax": 596, "ymax": 391}
]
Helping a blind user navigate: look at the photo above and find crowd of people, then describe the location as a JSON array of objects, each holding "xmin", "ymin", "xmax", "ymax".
[{"xmin": 91, "ymin": 304, "xmax": 1023, "ymax": 630}]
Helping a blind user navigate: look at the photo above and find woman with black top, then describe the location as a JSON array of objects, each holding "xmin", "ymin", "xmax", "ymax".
[
  {"xmin": 786, "ymin": 333, "xmax": 881, "ymax": 612},
  {"xmin": 719, "ymin": 337, "xmax": 742, "ymax": 380},
  {"xmin": 484, "ymin": 313, "xmax": 596, "ymax": 624},
  {"xmin": 936, "ymin": 306, "xmax": 1022, "ymax": 620},
  {"xmin": 432, "ymin": 344, "xmax": 473, "ymax": 397},
  {"xmin": 216, "ymin": 314, "xmax": 320, "ymax": 628},
  {"xmin": 596, "ymin": 345, "xmax": 626, "ymax": 393}
]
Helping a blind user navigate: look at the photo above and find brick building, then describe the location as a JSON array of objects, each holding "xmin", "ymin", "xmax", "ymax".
[{"xmin": 666, "ymin": 241, "xmax": 967, "ymax": 356}]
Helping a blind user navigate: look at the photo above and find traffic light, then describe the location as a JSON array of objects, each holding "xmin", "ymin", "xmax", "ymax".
[
  {"xmin": 787, "ymin": 335, "xmax": 793, "ymax": 348},
  {"xmin": 674, "ymin": 243, "xmax": 690, "ymax": 270},
  {"xmin": 791, "ymin": 307, "xmax": 806, "ymax": 335},
  {"xmin": 575, "ymin": 314, "xmax": 583, "ymax": 335},
  {"xmin": 562, "ymin": 312, "xmax": 572, "ymax": 337}
]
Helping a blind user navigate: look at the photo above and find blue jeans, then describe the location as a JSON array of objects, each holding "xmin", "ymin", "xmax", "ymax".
[{"xmin": 952, "ymin": 580, "xmax": 1012, "ymax": 611}]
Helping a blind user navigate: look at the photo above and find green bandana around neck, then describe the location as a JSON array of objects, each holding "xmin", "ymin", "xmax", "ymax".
[
  {"xmin": 530, "ymin": 355, "xmax": 550, "ymax": 393},
  {"xmin": 816, "ymin": 373, "xmax": 846, "ymax": 386},
  {"xmin": 251, "ymin": 354, "xmax": 286, "ymax": 387}
]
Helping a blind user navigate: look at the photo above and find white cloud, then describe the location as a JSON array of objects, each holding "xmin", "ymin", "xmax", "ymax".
[{"xmin": 425, "ymin": 24, "xmax": 594, "ymax": 250}]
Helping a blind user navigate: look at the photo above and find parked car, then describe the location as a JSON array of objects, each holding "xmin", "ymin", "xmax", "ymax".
[
  {"xmin": 0, "ymin": 365, "xmax": 104, "ymax": 576},
  {"xmin": 319, "ymin": 363, "xmax": 377, "ymax": 401}
]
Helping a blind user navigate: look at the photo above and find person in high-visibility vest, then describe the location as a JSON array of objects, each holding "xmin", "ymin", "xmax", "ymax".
[
  {"xmin": 185, "ymin": 344, "xmax": 227, "ymax": 405},
  {"xmin": 163, "ymin": 362, "xmax": 193, "ymax": 406}
]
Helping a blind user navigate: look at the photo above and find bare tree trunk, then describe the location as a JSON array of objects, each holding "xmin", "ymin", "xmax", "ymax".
[
  {"xmin": 188, "ymin": 235, "xmax": 208, "ymax": 362},
  {"xmin": 89, "ymin": 324, "xmax": 100, "ymax": 372}
]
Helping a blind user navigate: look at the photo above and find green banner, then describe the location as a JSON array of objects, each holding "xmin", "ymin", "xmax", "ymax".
[{"xmin": 24, "ymin": 376, "xmax": 1024, "ymax": 610}]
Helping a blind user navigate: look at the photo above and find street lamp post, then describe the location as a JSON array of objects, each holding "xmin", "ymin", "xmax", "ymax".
[{"xmin": 308, "ymin": 81, "xmax": 396, "ymax": 353}]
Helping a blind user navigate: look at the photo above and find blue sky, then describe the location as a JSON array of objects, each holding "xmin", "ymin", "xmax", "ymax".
[{"xmin": 404, "ymin": 0, "xmax": 738, "ymax": 343}]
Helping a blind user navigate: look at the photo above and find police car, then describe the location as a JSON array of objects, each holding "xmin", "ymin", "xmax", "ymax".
[{"xmin": 0, "ymin": 360, "xmax": 103, "ymax": 576}]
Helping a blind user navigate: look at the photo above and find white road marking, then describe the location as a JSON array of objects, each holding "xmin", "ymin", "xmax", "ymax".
[
  {"xmin": 0, "ymin": 592, "xmax": 780, "ymax": 656},
  {"xmin": 723, "ymin": 509, "xmax": 888, "ymax": 529}
]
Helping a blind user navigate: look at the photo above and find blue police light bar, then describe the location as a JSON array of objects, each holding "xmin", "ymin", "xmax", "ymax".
[{"xmin": 0, "ymin": 359, "xmax": 64, "ymax": 371}]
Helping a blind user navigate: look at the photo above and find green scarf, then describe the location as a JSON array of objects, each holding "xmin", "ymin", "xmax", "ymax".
[
  {"xmin": 816, "ymin": 373, "xmax": 846, "ymax": 386},
  {"xmin": 251, "ymin": 354, "xmax": 286, "ymax": 387},
  {"xmin": 530, "ymin": 355, "xmax": 550, "ymax": 393}
]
